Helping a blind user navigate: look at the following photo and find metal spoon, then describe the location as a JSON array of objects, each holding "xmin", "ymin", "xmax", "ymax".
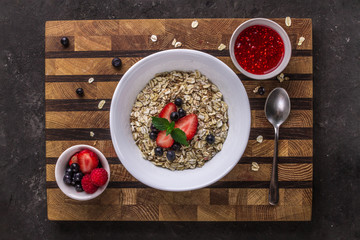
[{"xmin": 265, "ymin": 87, "xmax": 291, "ymax": 205}]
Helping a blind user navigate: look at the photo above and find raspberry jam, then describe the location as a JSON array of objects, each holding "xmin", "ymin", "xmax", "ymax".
[{"xmin": 234, "ymin": 25, "xmax": 284, "ymax": 75}]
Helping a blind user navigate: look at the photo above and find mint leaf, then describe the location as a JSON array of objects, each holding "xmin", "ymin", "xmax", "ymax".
[
  {"xmin": 171, "ymin": 128, "xmax": 189, "ymax": 146},
  {"xmin": 152, "ymin": 117, "xmax": 170, "ymax": 131},
  {"xmin": 166, "ymin": 121, "xmax": 175, "ymax": 136}
]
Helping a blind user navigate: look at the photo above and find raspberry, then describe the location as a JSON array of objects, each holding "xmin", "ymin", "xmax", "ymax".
[
  {"xmin": 90, "ymin": 168, "xmax": 108, "ymax": 187},
  {"xmin": 81, "ymin": 174, "xmax": 98, "ymax": 194}
]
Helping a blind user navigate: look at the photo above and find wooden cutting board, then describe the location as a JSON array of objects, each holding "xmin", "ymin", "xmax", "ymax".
[{"xmin": 45, "ymin": 18, "xmax": 313, "ymax": 221}]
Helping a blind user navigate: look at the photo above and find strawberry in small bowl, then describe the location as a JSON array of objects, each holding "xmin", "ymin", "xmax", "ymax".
[{"xmin": 55, "ymin": 145, "xmax": 110, "ymax": 201}]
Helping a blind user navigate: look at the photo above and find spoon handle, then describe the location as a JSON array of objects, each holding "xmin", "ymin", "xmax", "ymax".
[{"xmin": 269, "ymin": 126, "xmax": 279, "ymax": 205}]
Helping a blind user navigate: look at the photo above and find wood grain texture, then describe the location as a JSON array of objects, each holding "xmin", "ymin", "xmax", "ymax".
[{"xmin": 45, "ymin": 18, "xmax": 313, "ymax": 221}]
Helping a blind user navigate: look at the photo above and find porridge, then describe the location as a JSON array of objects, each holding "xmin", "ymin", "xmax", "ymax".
[{"xmin": 130, "ymin": 70, "xmax": 229, "ymax": 171}]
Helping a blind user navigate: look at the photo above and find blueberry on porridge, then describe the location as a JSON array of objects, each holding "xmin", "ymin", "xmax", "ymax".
[{"xmin": 130, "ymin": 70, "xmax": 229, "ymax": 171}]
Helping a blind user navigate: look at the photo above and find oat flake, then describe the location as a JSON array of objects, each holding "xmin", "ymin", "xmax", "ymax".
[
  {"xmin": 218, "ymin": 43, "xmax": 226, "ymax": 51},
  {"xmin": 253, "ymin": 86, "xmax": 260, "ymax": 93},
  {"xmin": 191, "ymin": 20, "xmax": 199, "ymax": 28},
  {"xmin": 251, "ymin": 162, "xmax": 260, "ymax": 171},
  {"xmin": 90, "ymin": 131, "xmax": 95, "ymax": 137},
  {"xmin": 174, "ymin": 42, "xmax": 182, "ymax": 48},
  {"xmin": 172, "ymin": 38, "xmax": 177, "ymax": 46},
  {"xmin": 98, "ymin": 100, "xmax": 106, "ymax": 109},
  {"xmin": 285, "ymin": 17, "xmax": 291, "ymax": 27},
  {"xmin": 150, "ymin": 35, "xmax": 158, "ymax": 42},
  {"xmin": 277, "ymin": 73, "xmax": 285, "ymax": 82},
  {"xmin": 256, "ymin": 135, "xmax": 263, "ymax": 143},
  {"xmin": 88, "ymin": 77, "xmax": 94, "ymax": 84},
  {"xmin": 298, "ymin": 36, "xmax": 305, "ymax": 46}
]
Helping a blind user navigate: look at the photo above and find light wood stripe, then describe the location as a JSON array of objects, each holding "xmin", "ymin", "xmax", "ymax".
[
  {"xmin": 45, "ymin": 80, "xmax": 312, "ymax": 100},
  {"xmin": 45, "ymin": 56, "xmax": 312, "ymax": 76},
  {"xmin": 45, "ymin": 110, "xmax": 312, "ymax": 129},
  {"xmin": 46, "ymin": 163, "xmax": 312, "ymax": 182},
  {"xmin": 46, "ymin": 139, "xmax": 312, "ymax": 158},
  {"xmin": 45, "ymin": 19, "xmax": 312, "ymax": 50}
]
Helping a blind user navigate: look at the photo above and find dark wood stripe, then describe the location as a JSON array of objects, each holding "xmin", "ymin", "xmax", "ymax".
[
  {"xmin": 46, "ymin": 181, "xmax": 312, "ymax": 189},
  {"xmin": 45, "ymin": 127, "xmax": 312, "ymax": 141},
  {"xmin": 250, "ymin": 98, "xmax": 312, "ymax": 110},
  {"xmin": 45, "ymin": 73, "xmax": 313, "ymax": 82},
  {"xmin": 46, "ymin": 156, "xmax": 312, "ymax": 165},
  {"xmin": 46, "ymin": 99, "xmax": 111, "ymax": 111},
  {"xmin": 45, "ymin": 98, "xmax": 312, "ymax": 111},
  {"xmin": 45, "ymin": 49, "xmax": 312, "ymax": 59}
]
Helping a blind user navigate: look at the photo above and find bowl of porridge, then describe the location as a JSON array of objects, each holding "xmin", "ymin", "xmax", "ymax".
[{"xmin": 110, "ymin": 49, "xmax": 250, "ymax": 191}]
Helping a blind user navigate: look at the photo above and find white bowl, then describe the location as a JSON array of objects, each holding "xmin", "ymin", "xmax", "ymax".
[
  {"xmin": 229, "ymin": 18, "xmax": 292, "ymax": 80},
  {"xmin": 55, "ymin": 145, "xmax": 110, "ymax": 201},
  {"xmin": 110, "ymin": 49, "xmax": 251, "ymax": 192}
]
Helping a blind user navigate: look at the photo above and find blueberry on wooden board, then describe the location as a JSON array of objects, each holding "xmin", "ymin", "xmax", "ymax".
[
  {"xmin": 60, "ymin": 37, "xmax": 69, "ymax": 47},
  {"xmin": 112, "ymin": 57, "xmax": 122, "ymax": 68},
  {"xmin": 76, "ymin": 88, "xmax": 84, "ymax": 96}
]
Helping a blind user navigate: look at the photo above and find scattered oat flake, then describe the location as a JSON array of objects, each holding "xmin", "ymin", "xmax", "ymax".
[
  {"xmin": 298, "ymin": 36, "xmax": 305, "ymax": 46},
  {"xmin": 90, "ymin": 131, "xmax": 95, "ymax": 137},
  {"xmin": 253, "ymin": 86, "xmax": 260, "ymax": 93},
  {"xmin": 98, "ymin": 100, "xmax": 106, "ymax": 109},
  {"xmin": 88, "ymin": 77, "xmax": 94, "ymax": 84},
  {"xmin": 172, "ymin": 38, "xmax": 177, "ymax": 46},
  {"xmin": 256, "ymin": 135, "xmax": 263, "ymax": 143},
  {"xmin": 284, "ymin": 76, "xmax": 290, "ymax": 81},
  {"xmin": 277, "ymin": 73, "xmax": 285, "ymax": 82},
  {"xmin": 251, "ymin": 162, "xmax": 260, "ymax": 171},
  {"xmin": 150, "ymin": 35, "xmax": 157, "ymax": 42},
  {"xmin": 191, "ymin": 20, "xmax": 199, "ymax": 28},
  {"xmin": 285, "ymin": 17, "xmax": 291, "ymax": 27},
  {"xmin": 174, "ymin": 42, "xmax": 182, "ymax": 48},
  {"xmin": 93, "ymin": 140, "xmax": 98, "ymax": 146},
  {"xmin": 218, "ymin": 43, "xmax": 226, "ymax": 51}
]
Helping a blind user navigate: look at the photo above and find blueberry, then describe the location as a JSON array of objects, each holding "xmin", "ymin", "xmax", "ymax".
[
  {"xmin": 206, "ymin": 134, "xmax": 215, "ymax": 144},
  {"xmin": 166, "ymin": 151, "xmax": 176, "ymax": 161},
  {"xmin": 258, "ymin": 87, "xmax": 265, "ymax": 95},
  {"xmin": 174, "ymin": 98, "xmax": 183, "ymax": 106},
  {"xmin": 70, "ymin": 163, "xmax": 80, "ymax": 173},
  {"xmin": 60, "ymin": 37, "xmax": 69, "ymax": 47},
  {"xmin": 154, "ymin": 147, "xmax": 163, "ymax": 156},
  {"xmin": 63, "ymin": 175, "xmax": 72, "ymax": 185},
  {"xmin": 149, "ymin": 131, "xmax": 158, "ymax": 140},
  {"xmin": 74, "ymin": 172, "xmax": 83, "ymax": 182},
  {"xmin": 75, "ymin": 184, "xmax": 83, "ymax": 192},
  {"xmin": 76, "ymin": 88, "xmax": 84, "ymax": 96},
  {"xmin": 150, "ymin": 124, "xmax": 159, "ymax": 133},
  {"xmin": 171, "ymin": 142, "xmax": 181, "ymax": 151},
  {"xmin": 178, "ymin": 108, "xmax": 186, "ymax": 118},
  {"xmin": 170, "ymin": 112, "xmax": 179, "ymax": 121},
  {"xmin": 112, "ymin": 57, "xmax": 122, "ymax": 68},
  {"xmin": 65, "ymin": 168, "xmax": 73, "ymax": 175}
]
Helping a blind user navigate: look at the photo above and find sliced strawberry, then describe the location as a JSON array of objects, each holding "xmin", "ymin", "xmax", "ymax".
[
  {"xmin": 159, "ymin": 103, "xmax": 177, "ymax": 122},
  {"xmin": 174, "ymin": 114, "xmax": 198, "ymax": 140},
  {"xmin": 69, "ymin": 153, "xmax": 79, "ymax": 166},
  {"xmin": 156, "ymin": 131, "xmax": 174, "ymax": 148},
  {"xmin": 77, "ymin": 149, "xmax": 99, "ymax": 174}
]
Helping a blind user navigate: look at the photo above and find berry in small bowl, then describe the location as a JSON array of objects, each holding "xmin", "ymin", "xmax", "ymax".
[{"xmin": 55, "ymin": 145, "xmax": 110, "ymax": 201}]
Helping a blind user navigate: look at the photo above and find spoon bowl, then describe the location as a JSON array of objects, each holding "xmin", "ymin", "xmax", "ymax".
[
  {"xmin": 264, "ymin": 87, "xmax": 291, "ymax": 205},
  {"xmin": 265, "ymin": 88, "xmax": 291, "ymax": 127}
]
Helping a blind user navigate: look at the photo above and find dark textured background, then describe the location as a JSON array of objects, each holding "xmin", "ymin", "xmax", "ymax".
[{"xmin": 1, "ymin": 0, "xmax": 359, "ymax": 239}]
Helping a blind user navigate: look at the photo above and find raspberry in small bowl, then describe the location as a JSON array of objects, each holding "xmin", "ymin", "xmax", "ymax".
[{"xmin": 55, "ymin": 145, "xmax": 110, "ymax": 201}]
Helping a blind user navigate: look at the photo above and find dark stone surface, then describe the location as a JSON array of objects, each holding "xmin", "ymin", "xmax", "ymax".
[{"xmin": 1, "ymin": 0, "xmax": 359, "ymax": 239}]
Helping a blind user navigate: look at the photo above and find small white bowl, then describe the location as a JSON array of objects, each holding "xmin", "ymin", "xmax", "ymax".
[
  {"xmin": 55, "ymin": 145, "xmax": 110, "ymax": 201},
  {"xmin": 229, "ymin": 18, "xmax": 292, "ymax": 80},
  {"xmin": 110, "ymin": 49, "xmax": 251, "ymax": 192}
]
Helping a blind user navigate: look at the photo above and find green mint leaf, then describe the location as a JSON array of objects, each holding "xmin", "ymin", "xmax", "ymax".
[
  {"xmin": 171, "ymin": 128, "xmax": 189, "ymax": 146},
  {"xmin": 151, "ymin": 117, "xmax": 170, "ymax": 131},
  {"xmin": 166, "ymin": 121, "xmax": 175, "ymax": 136}
]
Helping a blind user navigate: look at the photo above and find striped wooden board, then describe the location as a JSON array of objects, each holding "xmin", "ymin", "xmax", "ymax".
[{"xmin": 45, "ymin": 18, "xmax": 313, "ymax": 221}]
